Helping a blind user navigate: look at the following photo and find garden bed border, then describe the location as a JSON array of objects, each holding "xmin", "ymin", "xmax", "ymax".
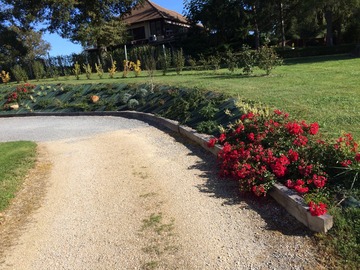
[{"xmin": 0, "ymin": 111, "xmax": 333, "ymax": 233}]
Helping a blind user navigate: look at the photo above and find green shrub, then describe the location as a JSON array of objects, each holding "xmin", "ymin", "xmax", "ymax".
[
  {"xmin": 225, "ymin": 50, "xmax": 238, "ymax": 73},
  {"xmin": 208, "ymin": 53, "xmax": 222, "ymax": 71},
  {"xmin": 198, "ymin": 53, "xmax": 209, "ymax": 70},
  {"xmin": 11, "ymin": 65, "xmax": 28, "ymax": 83},
  {"xmin": 173, "ymin": 48, "xmax": 185, "ymax": 75},
  {"xmin": 159, "ymin": 48, "xmax": 172, "ymax": 76},
  {"xmin": 32, "ymin": 61, "xmax": 45, "ymax": 81},
  {"xmin": 239, "ymin": 45, "xmax": 256, "ymax": 75},
  {"xmin": 187, "ymin": 56, "xmax": 197, "ymax": 70},
  {"xmin": 197, "ymin": 120, "xmax": 219, "ymax": 134},
  {"xmin": 83, "ymin": 63, "xmax": 92, "ymax": 79},
  {"xmin": 257, "ymin": 45, "xmax": 283, "ymax": 75},
  {"xmin": 108, "ymin": 61, "xmax": 117, "ymax": 79},
  {"xmin": 95, "ymin": 63, "xmax": 104, "ymax": 79},
  {"xmin": 73, "ymin": 62, "xmax": 81, "ymax": 80}
]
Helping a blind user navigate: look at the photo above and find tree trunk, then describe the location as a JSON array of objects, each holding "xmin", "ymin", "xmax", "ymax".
[
  {"xmin": 325, "ymin": 8, "xmax": 333, "ymax": 46},
  {"xmin": 280, "ymin": 2, "xmax": 286, "ymax": 48},
  {"xmin": 253, "ymin": 4, "xmax": 260, "ymax": 50}
]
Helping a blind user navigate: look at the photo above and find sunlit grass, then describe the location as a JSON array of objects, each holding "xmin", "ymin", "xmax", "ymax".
[
  {"xmin": 2, "ymin": 54, "xmax": 359, "ymax": 140},
  {"xmin": 0, "ymin": 141, "xmax": 36, "ymax": 212}
]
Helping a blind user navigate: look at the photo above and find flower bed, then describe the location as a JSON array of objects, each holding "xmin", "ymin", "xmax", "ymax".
[
  {"xmin": 1, "ymin": 83, "xmax": 359, "ymax": 219},
  {"xmin": 208, "ymin": 109, "xmax": 360, "ymax": 217}
]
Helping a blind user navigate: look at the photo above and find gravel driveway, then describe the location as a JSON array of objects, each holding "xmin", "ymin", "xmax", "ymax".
[{"xmin": 0, "ymin": 116, "xmax": 322, "ymax": 269}]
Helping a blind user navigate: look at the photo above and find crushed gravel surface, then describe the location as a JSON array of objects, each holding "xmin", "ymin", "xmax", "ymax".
[{"xmin": 0, "ymin": 116, "xmax": 324, "ymax": 269}]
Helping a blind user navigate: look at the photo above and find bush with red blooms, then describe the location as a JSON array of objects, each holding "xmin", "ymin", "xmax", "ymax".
[
  {"xmin": 208, "ymin": 110, "xmax": 360, "ymax": 216},
  {"xmin": 3, "ymin": 83, "xmax": 35, "ymax": 109}
]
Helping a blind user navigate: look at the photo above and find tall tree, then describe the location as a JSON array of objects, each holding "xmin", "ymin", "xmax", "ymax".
[
  {"xmin": 10, "ymin": 26, "xmax": 51, "ymax": 63},
  {"xmin": 306, "ymin": 0, "xmax": 360, "ymax": 46},
  {"xmin": 7, "ymin": 0, "xmax": 142, "ymax": 47},
  {"xmin": 184, "ymin": 0, "xmax": 249, "ymax": 45},
  {"xmin": 0, "ymin": 1, "xmax": 27, "ymax": 67}
]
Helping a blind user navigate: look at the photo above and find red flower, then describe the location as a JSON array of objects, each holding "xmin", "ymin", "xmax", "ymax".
[
  {"xmin": 271, "ymin": 156, "xmax": 289, "ymax": 178},
  {"xmin": 353, "ymin": 142, "xmax": 359, "ymax": 153},
  {"xmin": 308, "ymin": 201, "xmax": 327, "ymax": 216},
  {"xmin": 286, "ymin": 122, "xmax": 304, "ymax": 135},
  {"xmin": 298, "ymin": 164, "xmax": 313, "ymax": 177},
  {"xmin": 252, "ymin": 185, "xmax": 266, "ymax": 196},
  {"xmin": 222, "ymin": 143, "xmax": 232, "ymax": 153},
  {"xmin": 355, "ymin": 153, "xmax": 360, "ymax": 162},
  {"xmin": 274, "ymin": 109, "xmax": 282, "ymax": 115},
  {"xmin": 294, "ymin": 185, "xmax": 309, "ymax": 194},
  {"xmin": 207, "ymin": 138, "xmax": 217, "ymax": 148},
  {"xmin": 309, "ymin": 122, "xmax": 319, "ymax": 135},
  {"xmin": 293, "ymin": 135, "xmax": 308, "ymax": 146},
  {"xmin": 247, "ymin": 132, "xmax": 255, "ymax": 142},
  {"xmin": 235, "ymin": 125, "xmax": 244, "ymax": 134},
  {"xmin": 219, "ymin": 133, "xmax": 226, "ymax": 143},
  {"xmin": 288, "ymin": 149, "xmax": 299, "ymax": 162},
  {"xmin": 340, "ymin": 160, "xmax": 352, "ymax": 167},
  {"xmin": 300, "ymin": 120, "xmax": 309, "ymax": 129},
  {"xmin": 241, "ymin": 112, "xmax": 255, "ymax": 121},
  {"xmin": 295, "ymin": 179, "xmax": 305, "ymax": 186},
  {"xmin": 286, "ymin": 180, "xmax": 294, "ymax": 188},
  {"xmin": 312, "ymin": 174, "xmax": 327, "ymax": 188}
]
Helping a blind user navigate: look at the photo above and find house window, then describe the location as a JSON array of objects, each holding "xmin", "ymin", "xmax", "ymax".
[{"xmin": 132, "ymin": 27, "xmax": 145, "ymax": 40}]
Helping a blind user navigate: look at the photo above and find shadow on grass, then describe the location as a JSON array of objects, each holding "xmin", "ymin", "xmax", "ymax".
[
  {"xmin": 145, "ymin": 119, "xmax": 313, "ymax": 237},
  {"xmin": 283, "ymin": 54, "xmax": 353, "ymax": 65}
]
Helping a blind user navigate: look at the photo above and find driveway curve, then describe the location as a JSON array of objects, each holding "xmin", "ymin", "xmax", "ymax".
[{"xmin": 0, "ymin": 116, "xmax": 322, "ymax": 269}]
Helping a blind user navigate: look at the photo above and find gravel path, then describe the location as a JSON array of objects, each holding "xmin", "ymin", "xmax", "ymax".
[{"xmin": 0, "ymin": 116, "xmax": 323, "ymax": 269}]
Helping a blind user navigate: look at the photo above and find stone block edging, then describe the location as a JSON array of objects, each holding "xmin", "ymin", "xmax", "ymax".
[{"xmin": 0, "ymin": 111, "xmax": 333, "ymax": 233}]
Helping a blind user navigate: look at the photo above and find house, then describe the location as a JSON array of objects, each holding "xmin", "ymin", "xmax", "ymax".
[{"xmin": 122, "ymin": 0, "xmax": 191, "ymax": 45}]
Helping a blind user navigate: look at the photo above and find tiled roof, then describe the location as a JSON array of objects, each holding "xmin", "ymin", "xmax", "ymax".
[{"xmin": 122, "ymin": 0, "xmax": 189, "ymax": 25}]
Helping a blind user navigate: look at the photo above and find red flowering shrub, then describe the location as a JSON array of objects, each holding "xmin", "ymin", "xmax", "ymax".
[
  {"xmin": 4, "ymin": 83, "xmax": 35, "ymax": 107},
  {"xmin": 208, "ymin": 109, "xmax": 360, "ymax": 216},
  {"xmin": 308, "ymin": 201, "xmax": 327, "ymax": 216}
]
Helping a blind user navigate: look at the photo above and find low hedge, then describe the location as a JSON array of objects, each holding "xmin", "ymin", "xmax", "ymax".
[{"xmin": 276, "ymin": 44, "xmax": 357, "ymax": 58}]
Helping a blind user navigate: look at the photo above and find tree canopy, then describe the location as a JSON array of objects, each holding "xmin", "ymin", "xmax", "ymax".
[
  {"xmin": 5, "ymin": 0, "xmax": 142, "ymax": 48},
  {"xmin": 184, "ymin": 0, "xmax": 360, "ymax": 48}
]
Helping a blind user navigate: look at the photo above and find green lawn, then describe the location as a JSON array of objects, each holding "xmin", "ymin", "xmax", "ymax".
[
  {"xmin": 0, "ymin": 141, "xmax": 36, "ymax": 212},
  {"xmin": 2, "ymin": 54, "xmax": 360, "ymax": 140}
]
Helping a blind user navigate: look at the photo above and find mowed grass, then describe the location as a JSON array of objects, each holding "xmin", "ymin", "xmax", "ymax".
[
  {"xmin": 0, "ymin": 141, "xmax": 37, "ymax": 212},
  {"xmin": 3, "ymin": 54, "xmax": 360, "ymax": 140}
]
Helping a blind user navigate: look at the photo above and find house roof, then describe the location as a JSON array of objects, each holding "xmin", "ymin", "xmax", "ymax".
[{"xmin": 122, "ymin": 0, "xmax": 189, "ymax": 25}]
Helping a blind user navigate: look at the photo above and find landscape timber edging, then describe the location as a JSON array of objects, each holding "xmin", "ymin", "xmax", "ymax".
[{"xmin": 0, "ymin": 111, "xmax": 333, "ymax": 233}]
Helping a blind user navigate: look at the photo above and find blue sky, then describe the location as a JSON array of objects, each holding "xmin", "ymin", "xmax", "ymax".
[{"xmin": 44, "ymin": 0, "xmax": 185, "ymax": 56}]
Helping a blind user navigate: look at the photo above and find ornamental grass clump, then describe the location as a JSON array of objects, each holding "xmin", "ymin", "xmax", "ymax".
[
  {"xmin": 1, "ymin": 70, "xmax": 10, "ymax": 84},
  {"xmin": 208, "ymin": 109, "xmax": 360, "ymax": 216}
]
